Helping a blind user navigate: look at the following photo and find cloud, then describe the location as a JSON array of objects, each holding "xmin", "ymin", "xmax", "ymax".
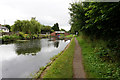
[
  {"xmin": 0, "ymin": 4, "xmax": 30, "ymax": 24},
  {"xmin": 37, "ymin": 16, "xmax": 58, "ymax": 26},
  {"xmin": 0, "ymin": 0, "xmax": 73, "ymax": 31}
]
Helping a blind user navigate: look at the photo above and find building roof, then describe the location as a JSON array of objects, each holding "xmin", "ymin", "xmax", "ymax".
[{"xmin": 0, "ymin": 26, "xmax": 9, "ymax": 30}]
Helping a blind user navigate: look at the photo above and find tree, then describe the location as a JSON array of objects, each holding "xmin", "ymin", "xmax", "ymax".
[
  {"xmin": 3, "ymin": 25, "xmax": 11, "ymax": 31},
  {"xmin": 30, "ymin": 18, "xmax": 41, "ymax": 34},
  {"xmin": 69, "ymin": 2, "xmax": 120, "ymax": 38},
  {"xmin": 60, "ymin": 28, "xmax": 66, "ymax": 32},
  {"xmin": 21, "ymin": 20, "xmax": 31, "ymax": 34},
  {"xmin": 52, "ymin": 23, "xmax": 60, "ymax": 31},
  {"xmin": 11, "ymin": 18, "xmax": 41, "ymax": 34},
  {"xmin": 69, "ymin": 1, "xmax": 120, "ymax": 59},
  {"xmin": 69, "ymin": 2, "xmax": 85, "ymax": 33},
  {"xmin": 41, "ymin": 25, "xmax": 51, "ymax": 34},
  {"xmin": 12, "ymin": 20, "xmax": 23, "ymax": 32}
]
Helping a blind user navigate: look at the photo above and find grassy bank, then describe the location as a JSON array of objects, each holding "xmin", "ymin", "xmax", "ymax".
[
  {"xmin": 2, "ymin": 33, "xmax": 49, "ymax": 43},
  {"xmin": 42, "ymin": 38, "xmax": 75, "ymax": 78},
  {"xmin": 76, "ymin": 36, "xmax": 120, "ymax": 79},
  {"xmin": 65, "ymin": 34, "xmax": 73, "ymax": 38}
]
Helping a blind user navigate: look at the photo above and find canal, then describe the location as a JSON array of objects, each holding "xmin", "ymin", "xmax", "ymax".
[{"xmin": 0, "ymin": 38, "xmax": 70, "ymax": 78}]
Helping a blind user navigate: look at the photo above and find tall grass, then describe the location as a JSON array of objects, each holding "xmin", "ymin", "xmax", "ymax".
[{"xmin": 77, "ymin": 36, "xmax": 120, "ymax": 79}]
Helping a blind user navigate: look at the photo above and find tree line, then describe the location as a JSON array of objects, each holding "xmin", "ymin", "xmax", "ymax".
[
  {"xmin": 11, "ymin": 18, "xmax": 60, "ymax": 34},
  {"xmin": 4, "ymin": 18, "xmax": 66, "ymax": 34},
  {"xmin": 69, "ymin": 2, "xmax": 120, "ymax": 58}
]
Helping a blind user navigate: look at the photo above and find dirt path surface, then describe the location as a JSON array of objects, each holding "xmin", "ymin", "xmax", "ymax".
[{"xmin": 73, "ymin": 37, "xmax": 86, "ymax": 78}]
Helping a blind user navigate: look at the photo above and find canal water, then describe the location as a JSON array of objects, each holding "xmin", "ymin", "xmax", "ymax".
[{"xmin": 0, "ymin": 38, "xmax": 70, "ymax": 78}]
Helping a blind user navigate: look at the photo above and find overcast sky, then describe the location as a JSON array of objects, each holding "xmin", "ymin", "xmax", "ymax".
[{"xmin": 0, "ymin": 0, "xmax": 78, "ymax": 31}]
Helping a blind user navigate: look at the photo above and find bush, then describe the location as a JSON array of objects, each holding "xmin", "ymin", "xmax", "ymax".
[
  {"xmin": 23, "ymin": 34, "xmax": 31, "ymax": 39},
  {"xmin": 12, "ymin": 34, "xmax": 20, "ymax": 40},
  {"xmin": 2, "ymin": 35, "xmax": 10, "ymax": 41},
  {"xmin": 2, "ymin": 34, "xmax": 20, "ymax": 42},
  {"xmin": 39, "ymin": 34, "xmax": 48, "ymax": 38},
  {"xmin": 44, "ymin": 34, "xmax": 49, "ymax": 38},
  {"xmin": 26, "ymin": 34, "xmax": 30, "ymax": 39},
  {"xmin": 33, "ymin": 34, "xmax": 38, "ymax": 38},
  {"xmin": 77, "ymin": 36, "xmax": 120, "ymax": 79},
  {"xmin": 19, "ymin": 32, "xmax": 25, "ymax": 39}
]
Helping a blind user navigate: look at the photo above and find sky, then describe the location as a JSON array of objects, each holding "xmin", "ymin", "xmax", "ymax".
[
  {"xmin": 0, "ymin": 0, "xmax": 78, "ymax": 31},
  {"xmin": 0, "ymin": 0, "xmax": 119, "ymax": 31}
]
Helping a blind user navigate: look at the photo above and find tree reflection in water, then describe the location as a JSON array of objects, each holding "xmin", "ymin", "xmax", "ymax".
[
  {"xmin": 48, "ymin": 37, "xmax": 71, "ymax": 48},
  {"xmin": 54, "ymin": 41, "xmax": 59, "ymax": 48},
  {"xmin": 15, "ymin": 40, "xmax": 41, "ymax": 55}
]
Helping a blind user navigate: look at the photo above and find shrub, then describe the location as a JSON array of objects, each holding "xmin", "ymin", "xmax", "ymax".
[
  {"xmin": 39, "ymin": 34, "xmax": 48, "ymax": 38},
  {"xmin": 95, "ymin": 47, "xmax": 109, "ymax": 58},
  {"xmin": 2, "ymin": 34, "xmax": 20, "ymax": 42},
  {"xmin": 26, "ymin": 34, "xmax": 30, "ymax": 39},
  {"xmin": 23, "ymin": 34, "xmax": 30, "ymax": 39},
  {"xmin": 19, "ymin": 32, "xmax": 25, "ymax": 39},
  {"xmin": 33, "ymin": 34, "xmax": 38, "ymax": 38},
  {"xmin": 2, "ymin": 35, "xmax": 10, "ymax": 41}
]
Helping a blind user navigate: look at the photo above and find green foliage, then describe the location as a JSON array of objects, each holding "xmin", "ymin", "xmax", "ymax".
[
  {"xmin": 2, "ymin": 34, "xmax": 20, "ymax": 42},
  {"xmin": 30, "ymin": 18, "xmax": 41, "ymax": 34},
  {"xmin": 95, "ymin": 47, "xmax": 109, "ymax": 58},
  {"xmin": 65, "ymin": 34, "xmax": 73, "ymax": 38},
  {"xmin": 41, "ymin": 25, "xmax": 51, "ymax": 33},
  {"xmin": 59, "ymin": 34, "xmax": 65, "ymax": 39},
  {"xmin": 69, "ymin": 2, "xmax": 85, "ymax": 33},
  {"xmin": 69, "ymin": 2, "xmax": 120, "ymax": 60},
  {"xmin": 50, "ymin": 52, "xmax": 62, "ymax": 61},
  {"xmin": 19, "ymin": 32, "xmax": 24, "ymax": 39},
  {"xmin": 32, "ymin": 34, "xmax": 38, "ymax": 38},
  {"xmin": 11, "ymin": 18, "xmax": 41, "ymax": 34},
  {"xmin": 77, "ymin": 36, "xmax": 120, "ymax": 79},
  {"xmin": 39, "ymin": 34, "xmax": 49, "ymax": 38},
  {"xmin": 52, "ymin": 23, "xmax": 60, "ymax": 31},
  {"xmin": 0, "ymin": 30, "xmax": 2, "ymax": 32},
  {"xmin": 2, "ymin": 32, "xmax": 42, "ymax": 42},
  {"xmin": 3, "ymin": 25, "xmax": 11, "ymax": 31},
  {"xmin": 60, "ymin": 28, "xmax": 66, "ymax": 32},
  {"xmin": 2, "ymin": 35, "xmax": 10, "ymax": 41},
  {"xmin": 11, "ymin": 20, "xmax": 23, "ymax": 32},
  {"xmin": 51, "ymin": 29, "xmax": 54, "ymax": 33},
  {"xmin": 16, "ymin": 40, "xmax": 41, "ymax": 55}
]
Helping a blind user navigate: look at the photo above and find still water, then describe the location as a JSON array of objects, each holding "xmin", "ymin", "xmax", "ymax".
[{"xmin": 0, "ymin": 38, "xmax": 70, "ymax": 78}]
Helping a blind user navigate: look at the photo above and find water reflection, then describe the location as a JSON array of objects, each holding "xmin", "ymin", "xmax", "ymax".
[
  {"xmin": 49, "ymin": 37, "xmax": 70, "ymax": 41},
  {"xmin": 15, "ymin": 40, "xmax": 41, "ymax": 55},
  {"xmin": 48, "ymin": 37, "xmax": 71, "ymax": 48},
  {"xmin": 54, "ymin": 41, "xmax": 59, "ymax": 48},
  {"xmin": 1, "ymin": 39, "xmax": 70, "ymax": 78}
]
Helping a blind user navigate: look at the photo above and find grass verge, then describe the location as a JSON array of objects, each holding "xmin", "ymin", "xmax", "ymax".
[
  {"xmin": 76, "ymin": 36, "xmax": 120, "ymax": 79},
  {"xmin": 65, "ymin": 34, "xmax": 73, "ymax": 38},
  {"xmin": 42, "ymin": 38, "xmax": 75, "ymax": 78},
  {"xmin": 32, "ymin": 52, "xmax": 63, "ymax": 78}
]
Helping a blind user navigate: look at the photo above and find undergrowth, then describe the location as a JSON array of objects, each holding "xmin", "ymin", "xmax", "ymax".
[{"xmin": 77, "ymin": 36, "xmax": 120, "ymax": 79}]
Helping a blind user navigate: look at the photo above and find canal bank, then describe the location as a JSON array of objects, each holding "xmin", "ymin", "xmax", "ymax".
[{"xmin": 35, "ymin": 38, "xmax": 75, "ymax": 78}]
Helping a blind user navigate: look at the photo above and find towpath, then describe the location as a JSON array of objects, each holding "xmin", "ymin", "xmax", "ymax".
[{"xmin": 73, "ymin": 37, "xmax": 86, "ymax": 78}]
